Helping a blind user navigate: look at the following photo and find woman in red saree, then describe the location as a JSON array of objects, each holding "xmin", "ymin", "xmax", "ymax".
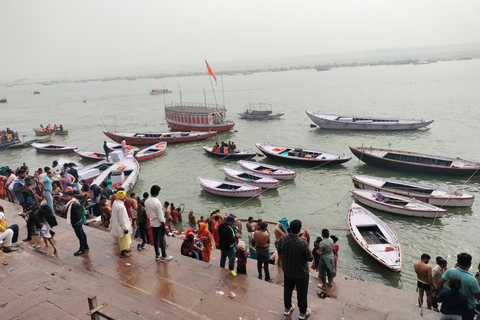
[{"xmin": 196, "ymin": 222, "xmax": 213, "ymax": 263}]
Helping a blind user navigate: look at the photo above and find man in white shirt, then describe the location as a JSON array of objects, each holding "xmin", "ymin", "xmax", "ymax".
[{"xmin": 144, "ymin": 185, "xmax": 172, "ymax": 262}]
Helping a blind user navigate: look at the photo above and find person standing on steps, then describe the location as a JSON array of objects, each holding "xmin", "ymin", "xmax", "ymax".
[
  {"xmin": 65, "ymin": 191, "xmax": 89, "ymax": 256},
  {"xmin": 145, "ymin": 185, "xmax": 172, "ymax": 262}
]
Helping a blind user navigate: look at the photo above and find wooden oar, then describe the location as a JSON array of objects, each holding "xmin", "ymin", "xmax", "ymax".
[{"xmin": 376, "ymin": 232, "xmax": 397, "ymax": 248}]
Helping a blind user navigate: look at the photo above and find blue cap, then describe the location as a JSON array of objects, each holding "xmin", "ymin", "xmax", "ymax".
[{"xmin": 226, "ymin": 215, "xmax": 237, "ymax": 223}]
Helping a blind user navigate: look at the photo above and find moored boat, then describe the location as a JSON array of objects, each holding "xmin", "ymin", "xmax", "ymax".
[
  {"xmin": 8, "ymin": 133, "xmax": 55, "ymax": 149},
  {"xmin": 238, "ymin": 103, "xmax": 284, "ymax": 120},
  {"xmin": 221, "ymin": 166, "xmax": 279, "ymax": 189},
  {"xmin": 32, "ymin": 143, "xmax": 77, "ymax": 154},
  {"xmin": 255, "ymin": 143, "xmax": 351, "ymax": 166},
  {"xmin": 203, "ymin": 146, "xmax": 256, "ymax": 160},
  {"xmin": 165, "ymin": 103, "xmax": 235, "ymax": 132},
  {"xmin": 106, "ymin": 141, "xmax": 139, "ymax": 155},
  {"xmin": 78, "ymin": 160, "xmax": 113, "ymax": 184},
  {"xmin": 33, "ymin": 128, "xmax": 68, "ymax": 136},
  {"xmin": 352, "ymin": 175, "xmax": 474, "ymax": 207},
  {"xmin": 237, "ymin": 160, "xmax": 296, "ymax": 180},
  {"xmin": 135, "ymin": 142, "xmax": 167, "ymax": 161},
  {"xmin": 348, "ymin": 202, "xmax": 402, "ymax": 272},
  {"xmin": 349, "ymin": 146, "xmax": 480, "ymax": 176},
  {"xmin": 91, "ymin": 152, "xmax": 140, "ymax": 193},
  {"xmin": 306, "ymin": 111, "xmax": 433, "ymax": 130},
  {"xmin": 351, "ymin": 189, "xmax": 447, "ymax": 218},
  {"xmin": 75, "ymin": 150, "xmax": 107, "ymax": 161},
  {"xmin": 102, "ymin": 130, "xmax": 216, "ymax": 145},
  {"xmin": 197, "ymin": 177, "xmax": 261, "ymax": 198},
  {"xmin": 57, "ymin": 157, "xmax": 82, "ymax": 170},
  {"xmin": 150, "ymin": 89, "xmax": 171, "ymax": 95}
]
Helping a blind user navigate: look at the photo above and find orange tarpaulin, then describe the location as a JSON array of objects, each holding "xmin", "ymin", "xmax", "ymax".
[{"xmin": 205, "ymin": 60, "xmax": 217, "ymax": 84}]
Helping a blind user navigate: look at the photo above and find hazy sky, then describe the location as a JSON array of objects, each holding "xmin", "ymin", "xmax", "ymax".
[{"xmin": 1, "ymin": 0, "xmax": 479, "ymax": 80}]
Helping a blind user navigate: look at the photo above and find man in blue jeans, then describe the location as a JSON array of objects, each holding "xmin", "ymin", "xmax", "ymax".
[
  {"xmin": 145, "ymin": 185, "xmax": 172, "ymax": 262},
  {"xmin": 218, "ymin": 215, "xmax": 240, "ymax": 276},
  {"xmin": 64, "ymin": 191, "xmax": 89, "ymax": 256}
]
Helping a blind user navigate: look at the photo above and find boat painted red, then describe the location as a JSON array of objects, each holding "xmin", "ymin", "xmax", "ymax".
[
  {"xmin": 103, "ymin": 130, "xmax": 216, "ymax": 145},
  {"xmin": 165, "ymin": 103, "xmax": 235, "ymax": 132},
  {"xmin": 135, "ymin": 142, "xmax": 167, "ymax": 161}
]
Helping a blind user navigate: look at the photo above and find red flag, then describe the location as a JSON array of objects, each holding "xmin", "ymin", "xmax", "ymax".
[{"xmin": 205, "ymin": 60, "xmax": 217, "ymax": 84}]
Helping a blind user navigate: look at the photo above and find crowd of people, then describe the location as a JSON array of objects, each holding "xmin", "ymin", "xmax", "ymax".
[
  {"xmin": 415, "ymin": 252, "xmax": 480, "ymax": 319},
  {"xmin": 211, "ymin": 141, "xmax": 237, "ymax": 153}
]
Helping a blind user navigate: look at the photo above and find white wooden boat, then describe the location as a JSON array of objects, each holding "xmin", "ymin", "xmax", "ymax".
[
  {"xmin": 32, "ymin": 143, "xmax": 77, "ymax": 154},
  {"xmin": 238, "ymin": 103, "xmax": 284, "ymax": 119},
  {"xmin": 78, "ymin": 160, "xmax": 114, "ymax": 184},
  {"xmin": 351, "ymin": 189, "xmax": 447, "ymax": 218},
  {"xmin": 197, "ymin": 177, "xmax": 261, "ymax": 198},
  {"xmin": 221, "ymin": 166, "xmax": 279, "ymax": 189},
  {"xmin": 106, "ymin": 141, "xmax": 139, "ymax": 155},
  {"xmin": 348, "ymin": 202, "xmax": 402, "ymax": 272},
  {"xmin": 75, "ymin": 150, "xmax": 107, "ymax": 161},
  {"xmin": 57, "ymin": 157, "xmax": 82, "ymax": 170},
  {"xmin": 135, "ymin": 142, "xmax": 167, "ymax": 161},
  {"xmin": 91, "ymin": 152, "xmax": 140, "ymax": 193},
  {"xmin": 306, "ymin": 111, "xmax": 433, "ymax": 130},
  {"xmin": 352, "ymin": 175, "xmax": 474, "ymax": 207},
  {"xmin": 237, "ymin": 160, "xmax": 296, "ymax": 180}
]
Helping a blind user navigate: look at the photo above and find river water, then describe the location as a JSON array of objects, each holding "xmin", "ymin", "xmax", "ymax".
[{"xmin": 1, "ymin": 59, "xmax": 480, "ymax": 292}]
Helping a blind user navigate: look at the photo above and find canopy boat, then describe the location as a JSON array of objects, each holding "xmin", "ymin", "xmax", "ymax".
[
  {"xmin": 103, "ymin": 130, "xmax": 216, "ymax": 145},
  {"xmin": 106, "ymin": 141, "xmax": 139, "ymax": 155},
  {"xmin": 255, "ymin": 143, "xmax": 351, "ymax": 166},
  {"xmin": 352, "ymin": 175, "xmax": 474, "ymax": 207},
  {"xmin": 78, "ymin": 160, "xmax": 113, "ymax": 184},
  {"xmin": 306, "ymin": 111, "xmax": 433, "ymax": 130},
  {"xmin": 135, "ymin": 142, "xmax": 167, "ymax": 161},
  {"xmin": 165, "ymin": 103, "xmax": 235, "ymax": 132},
  {"xmin": 91, "ymin": 152, "xmax": 140, "ymax": 193},
  {"xmin": 351, "ymin": 189, "xmax": 447, "ymax": 218},
  {"xmin": 150, "ymin": 89, "xmax": 171, "ymax": 95},
  {"xmin": 237, "ymin": 160, "xmax": 296, "ymax": 180},
  {"xmin": 33, "ymin": 128, "xmax": 68, "ymax": 136},
  {"xmin": 221, "ymin": 166, "xmax": 279, "ymax": 189},
  {"xmin": 238, "ymin": 103, "xmax": 284, "ymax": 120},
  {"xmin": 32, "ymin": 143, "xmax": 77, "ymax": 154},
  {"xmin": 75, "ymin": 150, "xmax": 107, "ymax": 161},
  {"xmin": 203, "ymin": 146, "xmax": 256, "ymax": 160},
  {"xmin": 349, "ymin": 146, "xmax": 480, "ymax": 176},
  {"xmin": 197, "ymin": 177, "xmax": 261, "ymax": 198},
  {"xmin": 347, "ymin": 202, "xmax": 402, "ymax": 272},
  {"xmin": 8, "ymin": 133, "xmax": 55, "ymax": 149}
]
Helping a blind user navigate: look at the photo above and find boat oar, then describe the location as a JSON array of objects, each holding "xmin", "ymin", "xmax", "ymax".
[{"xmin": 375, "ymin": 232, "xmax": 396, "ymax": 248}]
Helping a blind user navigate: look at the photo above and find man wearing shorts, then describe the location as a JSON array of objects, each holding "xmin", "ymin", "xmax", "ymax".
[{"xmin": 414, "ymin": 253, "xmax": 433, "ymax": 309}]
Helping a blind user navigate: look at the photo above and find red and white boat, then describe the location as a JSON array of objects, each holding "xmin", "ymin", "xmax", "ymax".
[
  {"xmin": 165, "ymin": 103, "xmax": 235, "ymax": 132},
  {"xmin": 103, "ymin": 130, "xmax": 216, "ymax": 145},
  {"xmin": 150, "ymin": 89, "xmax": 171, "ymax": 95},
  {"xmin": 135, "ymin": 142, "xmax": 167, "ymax": 161}
]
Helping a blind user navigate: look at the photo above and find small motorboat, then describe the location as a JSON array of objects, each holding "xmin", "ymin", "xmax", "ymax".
[
  {"xmin": 135, "ymin": 142, "xmax": 167, "ymax": 161},
  {"xmin": 91, "ymin": 151, "xmax": 140, "ymax": 193},
  {"xmin": 237, "ymin": 160, "xmax": 296, "ymax": 180},
  {"xmin": 306, "ymin": 111, "xmax": 433, "ymax": 130},
  {"xmin": 348, "ymin": 202, "xmax": 402, "ymax": 272},
  {"xmin": 255, "ymin": 143, "xmax": 351, "ymax": 166},
  {"xmin": 103, "ymin": 130, "xmax": 217, "ymax": 145},
  {"xmin": 349, "ymin": 146, "xmax": 480, "ymax": 176},
  {"xmin": 106, "ymin": 141, "xmax": 139, "ymax": 155},
  {"xmin": 197, "ymin": 177, "xmax": 262, "ymax": 198},
  {"xmin": 351, "ymin": 189, "xmax": 447, "ymax": 218},
  {"xmin": 75, "ymin": 150, "xmax": 107, "ymax": 161},
  {"xmin": 221, "ymin": 166, "xmax": 279, "ymax": 189},
  {"xmin": 203, "ymin": 146, "xmax": 257, "ymax": 160},
  {"xmin": 238, "ymin": 103, "xmax": 284, "ymax": 120},
  {"xmin": 8, "ymin": 133, "xmax": 55, "ymax": 149},
  {"xmin": 352, "ymin": 175, "xmax": 474, "ymax": 207},
  {"xmin": 32, "ymin": 143, "xmax": 77, "ymax": 154}
]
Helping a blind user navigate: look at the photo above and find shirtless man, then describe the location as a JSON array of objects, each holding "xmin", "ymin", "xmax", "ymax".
[
  {"xmin": 163, "ymin": 201, "xmax": 172, "ymax": 232},
  {"xmin": 254, "ymin": 222, "xmax": 271, "ymax": 282},
  {"xmin": 188, "ymin": 210, "xmax": 196, "ymax": 225},
  {"xmin": 274, "ymin": 218, "xmax": 289, "ymax": 249},
  {"xmin": 414, "ymin": 253, "xmax": 433, "ymax": 309},
  {"xmin": 255, "ymin": 219, "xmax": 263, "ymax": 231},
  {"xmin": 128, "ymin": 193, "xmax": 138, "ymax": 228},
  {"xmin": 246, "ymin": 217, "xmax": 255, "ymax": 242}
]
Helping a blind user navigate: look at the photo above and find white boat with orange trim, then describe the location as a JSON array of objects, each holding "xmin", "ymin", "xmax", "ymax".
[
  {"xmin": 75, "ymin": 150, "xmax": 107, "ymax": 161},
  {"xmin": 197, "ymin": 177, "xmax": 261, "ymax": 198},
  {"xmin": 221, "ymin": 166, "xmax": 279, "ymax": 189},
  {"xmin": 135, "ymin": 142, "xmax": 167, "ymax": 161},
  {"xmin": 351, "ymin": 189, "xmax": 447, "ymax": 218},
  {"xmin": 348, "ymin": 202, "xmax": 402, "ymax": 272},
  {"xmin": 165, "ymin": 103, "xmax": 235, "ymax": 132},
  {"xmin": 106, "ymin": 141, "xmax": 139, "ymax": 155},
  {"xmin": 91, "ymin": 151, "xmax": 140, "ymax": 193},
  {"xmin": 78, "ymin": 160, "xmax": 113, "ymax": 184},
  {"xmin": 237, "ymin": 160, "xmax": 296, "ymax": 180}
]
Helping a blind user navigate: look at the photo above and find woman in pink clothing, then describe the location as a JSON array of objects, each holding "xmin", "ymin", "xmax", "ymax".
[{"xmin": 331, "ymin": 235, "xmax": 339, "ymax": 278}]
